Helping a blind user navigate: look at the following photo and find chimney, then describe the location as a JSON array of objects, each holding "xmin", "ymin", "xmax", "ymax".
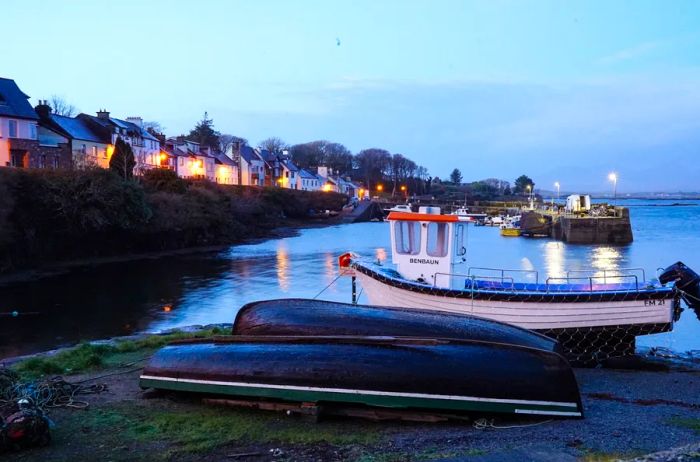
[
  {"xmin": 232, "ymin": 140, "xmax": 241, "ymax": 152},
  {"xmin": 97, "ymin": 109, "xmax": 110, "ymax": 120},
  {"xmin": 126, "ymin": 117, "xmax": 143, "ymax": 128},
  {"xmin": 35, "ymin": 100, "xmax": 52, "ymax": 119},
  {"xmin": 155, "ymin": 133, "xmax": 166, "ymax": 146},
  {"xmin": 176, "ymin": 135, "xmax": 186, "ymax": 144}
]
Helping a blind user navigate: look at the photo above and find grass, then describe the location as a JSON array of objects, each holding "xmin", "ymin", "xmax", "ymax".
[
  {"xmin": 355, "ymin": 448, "xmax": 486, "ymax": 462},
  {"xmin": 667, "ymin": 417, "xmax": 700, "ymax": 433},
  {"xmin": 64, "ymin": 402, "xmax": 381, "ymax": 457},
  {"xmin": 12, "ymin": 327, "xmax": 226, "ymax": 379}
]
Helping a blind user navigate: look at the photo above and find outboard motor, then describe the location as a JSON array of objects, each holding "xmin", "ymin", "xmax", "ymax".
[{"xmin": 659, "ymin": 261, "xmax": 700, "ymax": 309}]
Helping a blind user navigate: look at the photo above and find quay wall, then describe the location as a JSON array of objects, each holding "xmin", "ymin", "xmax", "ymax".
[{"xmin": 552, "ymin": 207, "xmax": 633, "ymax": 244}]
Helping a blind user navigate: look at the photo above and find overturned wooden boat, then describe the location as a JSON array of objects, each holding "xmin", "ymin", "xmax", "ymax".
[
  {"xmin": 233, "ymin": 298, "xmax": 562, "ymax": 354},
  {"xmin": 140, "ymin": 335, "xmax": 583, "ymax": 418}
]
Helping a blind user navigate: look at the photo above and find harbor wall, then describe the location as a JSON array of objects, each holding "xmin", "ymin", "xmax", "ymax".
[{"xmin": 552, "ymin": 207, "xmax": 633, "ymax": 244}]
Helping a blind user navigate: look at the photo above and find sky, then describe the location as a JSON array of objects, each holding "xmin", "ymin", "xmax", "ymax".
[{"xmin": 2, "ymin": 0, "xmax": 700, "ymax": 192}]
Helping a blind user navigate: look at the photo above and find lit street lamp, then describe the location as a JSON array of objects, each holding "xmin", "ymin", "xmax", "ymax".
[
  {"xmin": 377, "ymin": 184, "xmax": 384, "ymax": 193},
  {"xmin": 608, "ymin": 173, "xmax": 617, "ymax": 204}
]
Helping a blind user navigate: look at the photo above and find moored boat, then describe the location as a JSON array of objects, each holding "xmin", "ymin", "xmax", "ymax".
[
  {"xmin": 339, "ymin": 207, "xmax": 699, "ymax": 364},
  {"xmin": 140, "ymin": 335, "xmax": 583, "ymax": 418}
]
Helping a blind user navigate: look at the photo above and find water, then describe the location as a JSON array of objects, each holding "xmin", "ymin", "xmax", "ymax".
[{"xmin": 1, "ymin": 199, "xmax": 699, "ymax": 358}]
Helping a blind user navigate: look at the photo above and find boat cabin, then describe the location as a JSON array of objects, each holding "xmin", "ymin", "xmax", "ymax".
[
  {"xmin": 565, "ymin": 194, "xmax": 591, "ymax": 213},
  {"xmin": 388, "ymin": 207, "xmax": 470, "ymax": 289}
]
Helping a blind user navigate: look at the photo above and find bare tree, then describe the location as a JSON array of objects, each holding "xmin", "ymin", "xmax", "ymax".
[
  {"xmin": 220, "ymin": 134, "xmax": 247, "ymax": 154},
  {"xmin": 48, "ymin": 95, "xmax": 77, "ymax": 116},
  {"xmin": 143, "ymin": 121, "xmax": 165, "ymax": 136},
  {"xmin": 258, "ymin": 137, "xmax": 288, "ymax": 154}
]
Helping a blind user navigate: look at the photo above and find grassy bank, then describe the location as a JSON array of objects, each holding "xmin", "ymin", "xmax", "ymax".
[{"xmin": 0, "ymin": 168, "xmax": 347, "ymax": 273}]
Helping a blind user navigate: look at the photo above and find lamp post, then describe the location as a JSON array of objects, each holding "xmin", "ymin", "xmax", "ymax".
[
  {"xmin": 608, "ymin": 173, "xmax": 617, "ymax": 204},
  {"xmin": 400, "ymin": 185, "xmax": 407, "ymax": 200},
  {"xmin": 554, "ymin": 182, "xmax": 560, "ymax": 201}
]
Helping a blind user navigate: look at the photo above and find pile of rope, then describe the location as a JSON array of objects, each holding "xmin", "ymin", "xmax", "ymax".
[{"xmin": 0, "ymin": 368, "xmax": 107, "ymax": 452}]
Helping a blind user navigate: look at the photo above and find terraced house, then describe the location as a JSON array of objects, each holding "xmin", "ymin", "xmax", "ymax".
[{"xmin": 0, "ymin": 78, "xmax": 40, "ymax": 168}]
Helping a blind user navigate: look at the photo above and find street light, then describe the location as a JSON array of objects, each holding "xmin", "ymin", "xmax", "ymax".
[
  {"xmin": 377, "ymin": 184, "xmax": 384, "ymax": 192},
  {"xmin": 608, "ymin": 173, "xmax": 617, "ymax": 204},
  {"xmin": 400, "ymin": 185, "xmax": 407, "ymax": 200}
]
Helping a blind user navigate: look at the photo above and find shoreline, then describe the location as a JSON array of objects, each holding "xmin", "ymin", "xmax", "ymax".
[
  {"xmin": 5, "ymin": 329, "xmax": 700, "ymax": 462},
  {"xmin": 0, "ymin": 217, "xmax": 343, "ymax": 287}
]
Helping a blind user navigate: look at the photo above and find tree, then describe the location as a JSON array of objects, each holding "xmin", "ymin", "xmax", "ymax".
[
  {"xmin": 450, "ymin": 168, "xmax": 463, "ymax": 185},
  {"xmin": 188, "ymin": 112, "xmax": 220, "ymax": 151},
  {"xmin": 354, "ymin": 148, "xmax": 391, "ymax": 191},
  {"xmin": 258, "ymin": 137, "xmax": 288, "ymax": 154},
  {"xmin": 109, "ymin": 137, "xmax": 136, "ymax": 180},
  {"xmin": 219, "ymin": 134, "xmax": 247, "ymax": 154},
  {"xmin": 514, "ymin": 175, "xmax": 535, "ymax": 195},
  {"xmin": 48, "ymin": 95, "xmax": 77, "ymax": 116},
  {"xmin": 143, "ymin": 121, "xmax": 165, "ymax": 137},
  {"xmin": 503, "ymin": 185, "xmax": 512, "ymax": 196},
  {"xmin": 289, "ymin": 141, "xmax": 326, "ymax": 169},
  {"xmin": 323, "ymin": 142, "xmax": 353, "ymax": 174}
]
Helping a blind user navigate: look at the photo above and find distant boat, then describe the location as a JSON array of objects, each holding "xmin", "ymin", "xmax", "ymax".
[
  {"xmin": 500, "ymin": 215, "xmax": 521, "ymax": 237},
  {"xmin": 384, "ymin": 203, "xmax": 413, "ymax": 213},
  {"xmin": 451, "ymin": 206, "xmax": 487, "ymax": 221}
]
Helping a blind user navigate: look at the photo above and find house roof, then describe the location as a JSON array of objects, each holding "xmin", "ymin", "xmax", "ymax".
[
  {"xmin": 239, "ymin": 145, "xmax": 262, "ymax": 163},
  {"xmin": 281, "ymin": 159, "xmax": 299, "ymax": 172},
  {"xmin": 49, "ymin": 114, "xmax": 107, "ymax": 143},
  {"xmin": 110, "ymin": 117, "xmax": 160, "ymax": 142},
  {"xmin": 299, "ymin": 169, "xmax": 318, "ymax": 179},
  {"xmin": 0, "ymin": 78, "xmax": 38, "ymax": 120},
  {"xmin": 214, "ymin": 152, "xmax": 237, "ymax": 167}
]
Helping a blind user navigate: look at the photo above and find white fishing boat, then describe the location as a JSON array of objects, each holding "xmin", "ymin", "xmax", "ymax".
[
  {"xmin": 451, "ymin": 206, "xmax": 487, "ymax": 221},
  {"xmin": 384, "ymin": 203, "xmax": 413, "ymax": 213},
  {"xmin": 339, "ymin": 207, "xmax": 699, "ymax": 364}
]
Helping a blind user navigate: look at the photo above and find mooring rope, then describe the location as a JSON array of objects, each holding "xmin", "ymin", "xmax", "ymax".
[
  {"xmin": 312, "ymin": 273, "xmax": 344, "ymax": 300},
  {"xmin": 472, "ymin": 418, "xmax": 553, "ymax": 430}
]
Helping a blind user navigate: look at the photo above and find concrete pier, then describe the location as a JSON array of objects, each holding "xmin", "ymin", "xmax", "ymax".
[{"xmin": 551, "ymin": 207, "xmax": 633, "ymax": 244}]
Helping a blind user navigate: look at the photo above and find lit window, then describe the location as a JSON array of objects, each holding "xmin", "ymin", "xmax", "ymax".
[
  {"xmin": 394, "ymin": 221, "xmax": 421, "ymax": 255},
  {"xmin": 8, "ymin": 120, "xmax": 18, "ymax": 138},
  {"xmin": 427, "ymin": 223, "xmax": 448, "ymax": 257}
]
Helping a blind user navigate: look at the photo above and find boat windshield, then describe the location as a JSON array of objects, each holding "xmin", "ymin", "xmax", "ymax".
[
  {"xmin": 395, "ymin": 221, "xmax": 421, "ymax": 255},
  {"xmin": 427, "ymin": 223, "xmax": 448, "ymax": 257}
]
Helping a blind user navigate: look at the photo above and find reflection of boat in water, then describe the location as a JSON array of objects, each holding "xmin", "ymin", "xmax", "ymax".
[
  {"xmin": 340, "ymin": 207, "xmax": 700, "ymax": 364},
  {"xmin": 140, "ymin": 299, "xmax": 583, "ymax": 418}
]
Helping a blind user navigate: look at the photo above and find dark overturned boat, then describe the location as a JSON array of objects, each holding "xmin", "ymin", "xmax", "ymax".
[
  {"xmin": 233, "ymin": 298, "xmax": 562, "ymax": 354},
  {"xmin": 140, "ymin": 334, "xmax": 583, "ymax": 418}
]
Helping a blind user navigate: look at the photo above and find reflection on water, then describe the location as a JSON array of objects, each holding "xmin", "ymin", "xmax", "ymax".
[{"xmin": 1, "ymin": 200, "xmax": 700, "ymax": 358}]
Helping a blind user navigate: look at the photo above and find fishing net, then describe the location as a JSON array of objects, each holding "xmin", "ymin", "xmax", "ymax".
[{"xmin": 0, "ymin": 369, "xmax": 106, "ymax": 452}]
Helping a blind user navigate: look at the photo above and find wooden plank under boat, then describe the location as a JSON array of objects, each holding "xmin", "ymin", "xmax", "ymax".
[
  {"xmin": 140, "ymin": 335, "xmax": 583, "ymax": 418},
  {"xmin": 232, "ymin": 298, "xmax": 562, "ymax": 354}
]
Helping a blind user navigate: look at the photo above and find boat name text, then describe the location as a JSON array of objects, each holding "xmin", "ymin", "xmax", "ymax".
[{"xmin": 410, "ymin": 258, "xmax": 440, "ymax": 265}]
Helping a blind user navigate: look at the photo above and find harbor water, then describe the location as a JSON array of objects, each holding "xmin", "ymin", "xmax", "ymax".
[{"xmin": 1, "ymin": 199, "xmax": 699, "ymax": 359}]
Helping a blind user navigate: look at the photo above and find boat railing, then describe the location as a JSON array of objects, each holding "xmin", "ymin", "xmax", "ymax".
[
  {"xmin": 467, "ymin": 267, "xmax": 539, "ymax": 284},
  {"xmin": 434, "ymin": 272, "xmax": 516, "ymax": 290},
  {"xmin": 565, "ymin": 268, "xmax": 646, "ymax": 284},
  {"xmin": 545, "ymin": 274, "xmax": 640, "ymax": 292}
]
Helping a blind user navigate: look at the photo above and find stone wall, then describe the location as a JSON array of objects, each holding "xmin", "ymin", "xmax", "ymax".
[{"xmin": 552, "ymin": 208, "xmax": 633, "ymax": 244}]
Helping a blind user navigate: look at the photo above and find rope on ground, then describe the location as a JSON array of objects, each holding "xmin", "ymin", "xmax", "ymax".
[
  {"xmin": 0, "ymin": 372, "xmax": 107, "ymax": 412},
  {"xmin": 312, "ymin": 273, "xmax": 344, "ymax": 299},
  {"xmin": 472, "ymin": 418, "xmax": 553, "ymax": 430}
]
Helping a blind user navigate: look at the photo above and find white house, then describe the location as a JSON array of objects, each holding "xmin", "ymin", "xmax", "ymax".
[
  {"xmin": 297, "ymin": 168, "xmax": 322, "ymax": 191},
  {"xmin": 164, "ymin": 137, "xmax": 216, "ymax": 181},
  {"xmin": 226, "ymin": 142, "xmax": 265, "ymax": 186}
]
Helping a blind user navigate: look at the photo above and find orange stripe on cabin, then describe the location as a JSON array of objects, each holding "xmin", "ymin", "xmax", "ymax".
[{"xmin": 387, "ymin": 212, "xmax": 459, "ymax": 222}]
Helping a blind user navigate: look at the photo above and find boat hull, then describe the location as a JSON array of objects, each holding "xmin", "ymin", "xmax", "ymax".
[
  {"xmin": 140, "ymin": 336, "xmax": 582, "ymax": 418},
  {"xmin": 233, "ymin": 298, "xmax": 561, "ymax": 354}
]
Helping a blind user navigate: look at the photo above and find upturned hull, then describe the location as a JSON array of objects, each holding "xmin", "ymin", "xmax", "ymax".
[{"xmin": 140, "ymin": 336, "xmax": 582, "ymax": 418}]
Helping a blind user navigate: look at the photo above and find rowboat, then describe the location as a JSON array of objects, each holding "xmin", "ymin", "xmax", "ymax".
[
  {"xmin": 140, "ymin": 334, "xmax": 583, "ymax": 418},
  {"xmin": 339, "ymin": 208, "xmax": 699, "ymax": 364},
  {"xmin": 233, "ymin": 298, "xmax": 561, "ymax": 354}
]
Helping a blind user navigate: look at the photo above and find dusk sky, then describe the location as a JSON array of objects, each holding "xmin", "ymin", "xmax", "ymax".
[{"xmin": 3, "ymin": 0, "xmax": 699, "ymax": 192}]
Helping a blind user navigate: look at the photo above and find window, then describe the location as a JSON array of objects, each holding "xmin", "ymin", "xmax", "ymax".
[
  {"xmin": 454, "ymin": 224, "xmax": 466, "ymax": 256},
  {"xmin": 82, "ymin": 144, "xmax": 87, "ymax": 154},
  {"xmin": 53, "ymin": 155, "xmax": 60, "ymax": 169},
  {"xmin": 39, "ymin": 155, "xmax": 46, "ymax": 168},
  {"xmin": 427, "ymin": 223, "xmax": 448, "ymax": 257},
  {"xmin": 394, "ymin": 221, "xmax": 421, "ymax": 255},
  {"xmin": 8, "ymin": 120, "xmax": 18, "ymax": 138},
  {"xmin": 29, "ymin": 124, "xmax": 37, "ymax": 139},
  {"xmin": 179, "ymin": 158, "xmax": 184, "ymax": 166},
  {"xmin": 92, "ymin": 146, "xmax": 97, "ymax": 157}
]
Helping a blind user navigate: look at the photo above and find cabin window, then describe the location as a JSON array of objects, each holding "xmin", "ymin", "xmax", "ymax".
[
  {"xmin": 427, "ymin": 223, "xmax": 448, "ymax": 257},
  {"xmin": 454, "ymin": 224, "xmax": 466, "ymax": 256},
  {"xmin": 394, "ymin": 221, "xmax": 420, "ymax": 255}
]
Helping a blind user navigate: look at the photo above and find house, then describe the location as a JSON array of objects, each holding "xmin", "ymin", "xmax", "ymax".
[
  {"xmin": 35, "ymin": 101, "xmax": 111, "ymax": 169},
  {"xmin": 0, "ymin": 78, "xmax": 40, "ymax": 168},
  {"xmin": 164, "ymin": 137, "xmax": 216, "ymax": 181},
  {"xmin": 213, "ymin": 152, "xmax": 238, "ymax": 185},
  {"xmin": 226, "ymin": 141, "xmax": 265, "ymax": 186},
  {"xmin": 297, "ymin": 168, "xmax": 322, "ymax": 191},
  {"xmin": 78, "ymin": 111, "xmax": 161, "ymax": 174}
]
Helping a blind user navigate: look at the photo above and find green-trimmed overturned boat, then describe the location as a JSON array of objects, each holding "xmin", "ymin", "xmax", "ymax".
[{"xmin": 140, "ymin": 335, "xmax": 583, "ymax": 418}]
